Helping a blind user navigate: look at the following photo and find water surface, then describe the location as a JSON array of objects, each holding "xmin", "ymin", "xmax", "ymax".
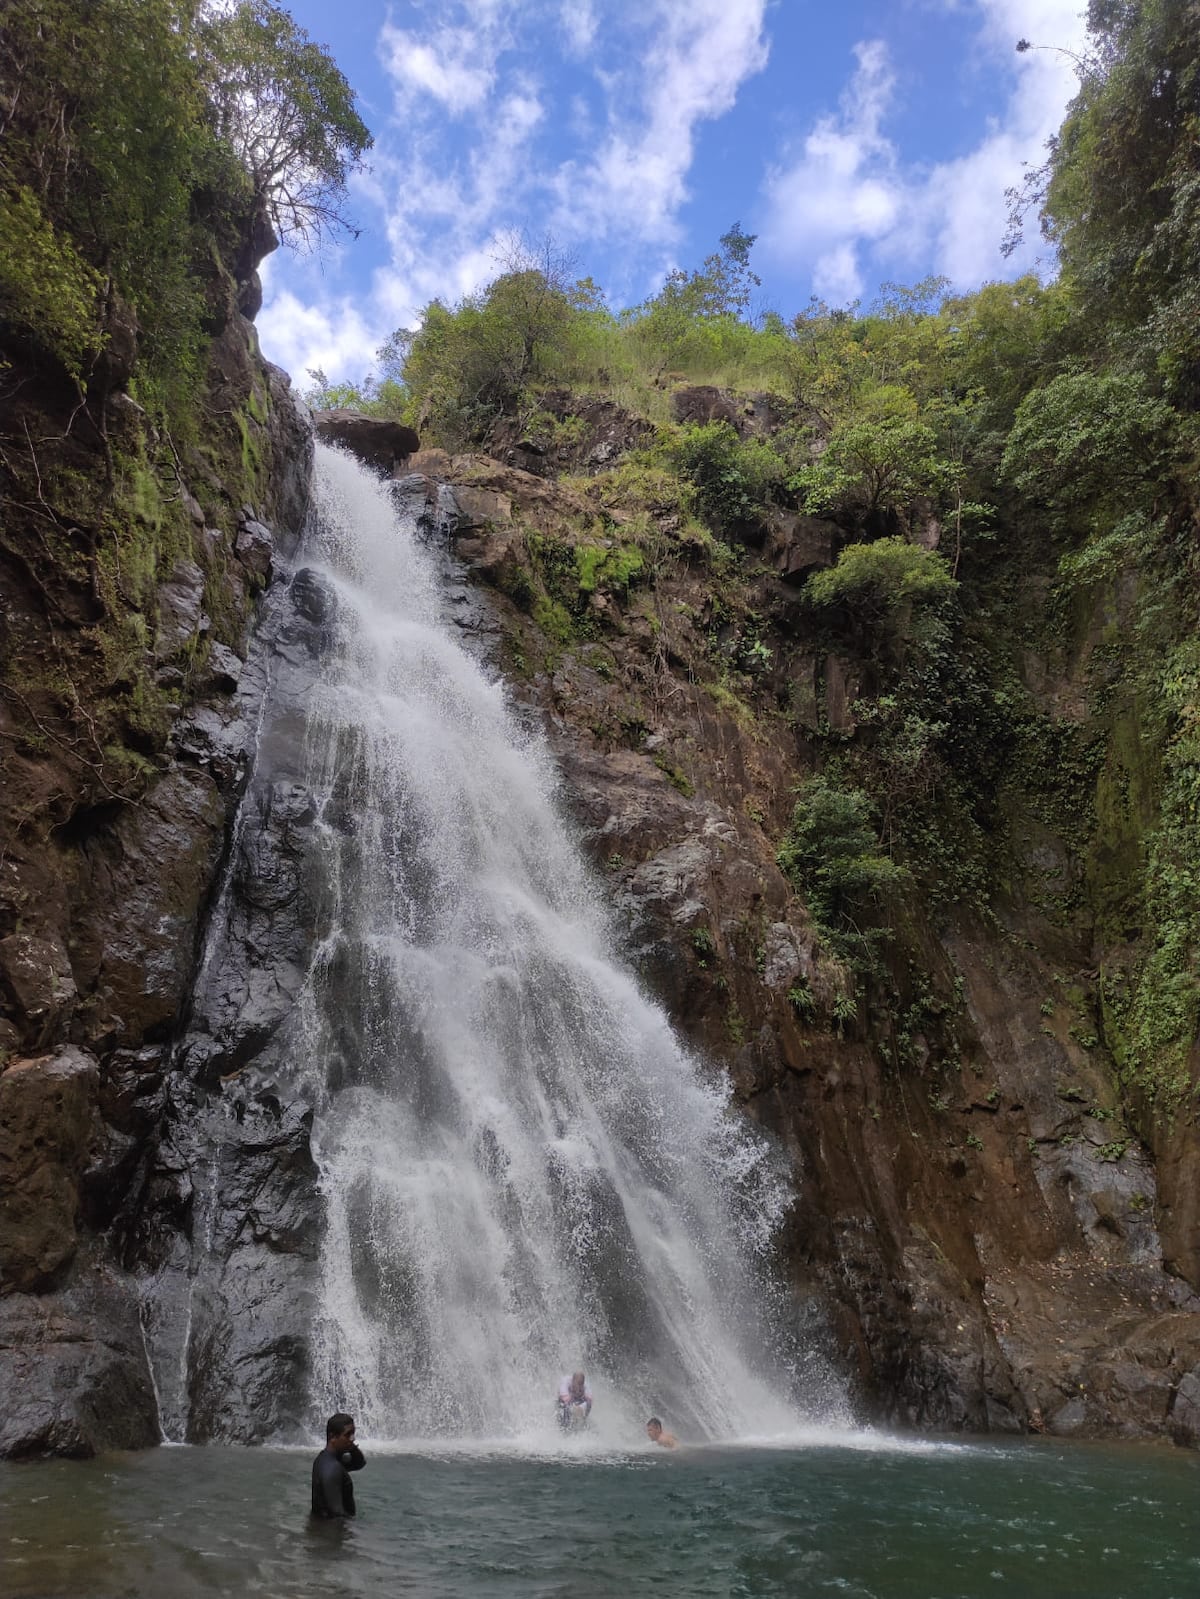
[{"xmin": 3, "ymin": 1436, "xmax": 1197, "ymax": 1598}]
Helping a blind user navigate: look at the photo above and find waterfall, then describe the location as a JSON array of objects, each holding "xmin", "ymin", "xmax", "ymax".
[{"xmin": 152, "ymin": 442, "xmax": 842, "ymax": 1447}]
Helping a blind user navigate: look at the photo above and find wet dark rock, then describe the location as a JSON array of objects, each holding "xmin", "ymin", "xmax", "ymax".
[
  {"xmin": 155, "ymin": 558, "xmax": 209, "ymax": 656},
  {"xmin": 313, "ymin": 409, "xmax": 419, "ymax": 474},
  {"xmin": 1170, "ymin": 1368, "xmax": 1200, "ymax": 1446},
  {"xmin": 0, "ymin": 932, "xmax": 77, "ymax": 1050},
  {"xmin": 0, "ymin": 1265, "xmax": 159, "ymax": 1458},
  {"xmin": 235, "ymin": 517, "xmax": 274, "ymax": 581},
  {"xmin": 234, "ymin": 200, "xmax": 279, "ymax": 284},
  {"xmin": 238, "ymin": 268, "xmax": 264, "ymax": 320},
  {"xmin": 68, "ymin": 766, "xmax": 227, "ymax": 1047},
  {"xmin": 0, "ymin": 192, "xmax": 318, "ymax": 1458},
  {"xmin": 391, "ymin": 473, "xmax": 461, "ymax": 541},
  {"xmin": 0, "ymin": 1046, "xmax": 99, "ymax": 1290},
  {"xmin": 290, "ymin": 567, "xmax": 338, "ymax": 628},
  {"xmin": 140, "ymin": 1086, "xmax": 321, "ymax": 1444},
  {"xmin": 766, "ymin": 510, "xmax": 836, "ymax": 582},
  {"xmin": 264, "ymin": 364, "xmax": 314, "ymax": 547},
  {"xmin": 97, "ymin": 1046, "xmax": 167, "ymax": 1137},
  {"xmin": 205, "ymin": 642, "xmax": 244, "ymax": 691}
]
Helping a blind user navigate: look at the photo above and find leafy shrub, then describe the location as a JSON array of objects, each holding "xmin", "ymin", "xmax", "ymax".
[
  {"xmin": 198, "ymin": 0, "xmax": 371, "ymax": 247},
  {"xmin": 1001, "ymin": 369, "xmax": 1176, "ymax": 515},
  {"xmin": 777, "ymin": 775, "xmax": 911, "ymax": 971},
  {"xmin": 672, "ymin": 421, "xmax": 786, "ymax": 533},
  {"xmin": 790, "ymin": 385, "xmax": 956, "ymax": 521},
  {"xmin": 803, "ymin": 537, "xmax": 956, "ymax": 647}
]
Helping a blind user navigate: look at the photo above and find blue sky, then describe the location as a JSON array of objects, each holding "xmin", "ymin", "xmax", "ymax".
[{"xmin": 258, "ymin": 0, "xmax": 1088, "ymax": 388}]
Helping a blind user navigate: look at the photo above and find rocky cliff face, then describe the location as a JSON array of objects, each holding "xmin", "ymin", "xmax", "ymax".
[{"xmin": 0, "ymin": 212, "xmax": 313, "ymax": 1457}]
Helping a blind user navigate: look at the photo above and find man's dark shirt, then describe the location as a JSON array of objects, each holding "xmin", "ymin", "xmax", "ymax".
[{"xmin": 311, "ymin": 1443, "xmax": 366, "ymax": 1519}]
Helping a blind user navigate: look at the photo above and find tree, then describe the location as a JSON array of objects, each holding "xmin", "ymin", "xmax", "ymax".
[
  {"xmin": 622, "ymin": 223, "xmax": 762, "ymax": 376},
  {"xmin": 197, "ymin": 0, "xmax": 371, "ymax": 247},
  {"xmin": 1001, "ymin": 369, "xmax": 1177, "ymax": 515},
  {"xmin": 803, "ymin": 537, "xmax": 957, "ymax": 630},
  {"xmin": 672, "ymin": 421, "xmax": 786, "ymax": 534},
  {"xmin": 382, "ymin": 237, "xmax": 602, "ymax": 444},
  {"xmin": 790, "ymin": 386, "xmax": 956, "ymax": 524},
  {"xmin": 0, "ymin": 0, "xmax": 216, "ymax": 388},
  {"xmin": 777, "ymin": 775, "xmax": 911, "ymax": 970},
  {"xmin": 1015, "ymin": 2, "xmax": 1200, "ymax": 393}
]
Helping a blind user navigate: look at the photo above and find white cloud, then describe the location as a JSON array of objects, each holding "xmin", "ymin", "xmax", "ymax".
[
  {"xmin": 260, "ymin": 0, "xmax": 771, "ymax": 382},
  {"xmin": 377, "ymin": 1, "xmax": 530, "ymax": 114},
  {"xmin": 263, "ymin": 0, "xmax": 1089, "ymax": 384},
  {"xmin": 762, "ymin": 40, "xmax": 899, "ymax": 301},
  {"xmin": 560, "ymin": 0, "xmax": 596, "ymax": 55},
  {"xmin": 760, "ymin": 0, "xmax": 1089, "ymax": 302},
  {"xmin": 257, "ymin": 266, "xmax": 383, "ymax": 388},
  {"xmin": 557, "ymin": 0, "xmax": 768, "ymax": 243}
]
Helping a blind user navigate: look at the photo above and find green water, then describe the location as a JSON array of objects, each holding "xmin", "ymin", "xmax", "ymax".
[{"xmin": 2, "ymin": 1437, "xmax": 1196, "ymax": 1598}]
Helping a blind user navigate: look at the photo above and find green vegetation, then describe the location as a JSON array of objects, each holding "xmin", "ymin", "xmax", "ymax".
[
  {"xmin": 1, "ymin": 0, "xmax": 368, "ymax": 401},
  {"xmin": 198, "ymin": 0, "xmax": 371, "ymax": 247},
  {"xmin": 672, "ymin": 422, "xmax": 787, "ymax": 535},
  {"xmin": 777, "ymin": 777, "xmax": 911, "ymax": 975},
  {"xmin": 0, "ymin": 188, "xmax": 105, "ymax": 376}
]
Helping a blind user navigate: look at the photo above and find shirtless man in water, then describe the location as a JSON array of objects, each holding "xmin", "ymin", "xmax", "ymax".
[{"xmin": 646, "ymin": 1417, "xmax": 678, "ymax": 1448}]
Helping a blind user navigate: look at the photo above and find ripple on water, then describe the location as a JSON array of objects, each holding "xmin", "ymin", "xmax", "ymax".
[{"xmin": 1, "ymin": 1440, "xmax": 1198, "ymax": 1599}]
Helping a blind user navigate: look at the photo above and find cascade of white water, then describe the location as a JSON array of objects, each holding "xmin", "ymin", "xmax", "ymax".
[{"xmin": 286, "ymin": 444, "xmax": 839, "ymax": 1444}]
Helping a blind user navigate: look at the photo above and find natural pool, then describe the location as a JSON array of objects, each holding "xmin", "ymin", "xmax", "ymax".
[{"xmin": 2, "ymin": 1433, "xmax": 1197, "ymax": 1598}]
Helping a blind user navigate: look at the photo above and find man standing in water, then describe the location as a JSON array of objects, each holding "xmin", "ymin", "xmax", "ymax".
[
  {"xmin": 646, "ymin": 1417, "xmax": 677, "ymax": 1448},
  {"xmin": 311, "ymin": 1413, "xmax": 366, "ymax": 1519},
  {"xmin": 556, "ymin": 1370, "xmax": 593, "ymax": 1428}
]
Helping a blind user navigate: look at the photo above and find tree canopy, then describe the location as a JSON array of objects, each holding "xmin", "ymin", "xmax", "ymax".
[
  {"xmin": 0, "ymin": 0, "xmax": 370, "ymax": 405},
  {"xmin": 197, "ymin": 0, "xmax": 372, "ymax": 248}
]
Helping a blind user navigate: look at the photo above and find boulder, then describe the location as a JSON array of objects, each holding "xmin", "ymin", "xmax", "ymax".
[
  {"xmin": 0, "ymin": 1046, "xmax": 99, "ymax": 1290},
  {"xmin": 409, "ymin": 448, "xmax": 454, "ymax": 477},
  {"xmin": 765, "ymin": 510, "xmax": 836, "ymax": 582},
  {"xmin": 238, "ymin": 268, "xmax": 264, "ymax": 321},
  {"xmin": 235, "ymin": 517, "xmax": 274, "ymax": 581},
  {"xmin": 69, "ymin": 765, "xmax": 227, "ymax": 1046},
  {"xmin": 155, "ymin": 557, "xmax": 208, "ymax": 656},
  {"xmin": 313, "ymin": 409, "xmax": 420, "ymax": 474},
  {"xmin": 0, "ymin": 931, "xmax": 77, "ymax": 1049},
  {"xmin": 670, "ymin": 385, "xmax": 746, "ymax": 433},
  {"xmin": 0, "ymin": 1272, "xmax": 159, "ymax": 1458},
  {"xmin": 452, "ymin": 485, "xmax": 513, "ymax": 529},
  {"xmin": 1171, "ymin": 1367, "xmax": 1200, "ymax": 1447},
  {"xmin": 205, "ymin": 642, "xmax": 244, "ymax": 691},
  {"xmin": 824, "ymin": 654, "xmax": 861, "ymax": 733},
  {"xmin": 264, "ymin": 363, "xmax": 314, "ymax": 547},
  {"xmin": 488, "ymin": 390, "xmax": 654, "ymax": 476}
]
